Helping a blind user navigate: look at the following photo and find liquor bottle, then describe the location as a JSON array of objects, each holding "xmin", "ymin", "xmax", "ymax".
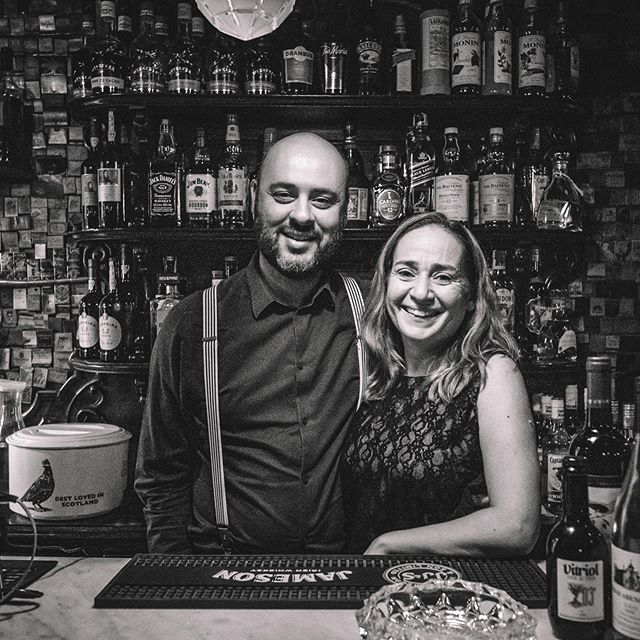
[
  {"xmin": 435, "ymin": 127, "xmax": 470, "ymax": 224},
  {"xmin": 537, "ymin": 293, "xmax": 577, "ymax": 365},
  {"xmin": 565, "ymin": 383, "xmax": 582, "ymax": 436},
  {"xmin": 482, "ymin": 0, "xmax": 512, "ymax": 96},
  {"xmin": 118, "ymin": 119, "xmax": 146, "ymax": 228},
  {"xmin": 218, "ymin": 114, "xmax": 248, "ymax": 228},
  {"xmin": 150, "ymin": 255, "xmax": 184, "ymax": 344},
  {"xmin": 553, "ymin": 0, "xmax": 580, "ymax": 102},
  {"xmin": 90, "ymin": 0, "xmax": 126, "ymax": 94},
  {"xmin": 130, "ymin": 246, "xmax": 152, "ymax": 362},
  {"xmin": 185, "ymin": 127, "xmax": 217, "ymax": 228},
  {"xmin": 517, "ymin": 0, "xmax": 546, "ymax": 97},
  {"xmin": 389, "ymin": 14, "xmax": 417, "ymax": 95},
  {"xmin": 167, "ymin": 2, "xmax": 202, "ymax": 94},
  {"xmin": 537, "ymin": 393, "xmax": 553, "ymax": 474},
  {"xmin": 547, "ymin": 455, "xmax": 610, "ymax": 640},
  {"xmin": 523, "ymin": 246, "xmax": 546, "ymax": 357},
  {"xmin": 537, "ymin": 151, "xmax": 583, "ymax": 231},
  {"xmin": 117, "ymin": 244, "xmax": 137, "ymax": 361},
  {"xmin": 343, "ymin": 123, "xmax": 370, "ymax": 229},
  {"xmin": 526, "ymin": 126, "xmax": 549, "ymax": 224},
  {"xmin": 355, "ymin": 8, "xmax": 385, "ymax": 96},
  {"xmin": 450, "ymin": 0, "xmax": 481, "ymax": 95},
  {"xmin": 243, "ymin": 35, "xmax": 279, "ymax": 94},
  {"xmin": 154, "ymin": 5, "xmax": 170, "ymax": 47},
  {"xmin": 148, "ymin": 118, "xmax": 182, "ymax": 228},
  {"xmin": 570, "ymin": 356, "xmax": 629, "ymax": 540},
  {"xmin": 76, "ymin": 258, "xmax": 102, "ymax": 360},
  {"xmin": 318, "ymin": 1, "xmax": 349, "ymax": 95},
  {"xmin": 71, "ymin": 12, "xmax": 95, "ymax": 99},
  {"xmin": 479, "ymin": 127, "xmax": 514, "ymax": 226},
  {"xmin": 127, "ymin": 1, "xmax": 166, "ymax": 94},
  {"xmin": 224, "ymin": 255, "xmax": 239, "ymax": 279},
  {"xmin": 371, "ymin": 145, "xmax": 405, "ymax": 227},
  {"xmin": 406, "ymin": 112, "xmax": 436, "ymax": 215},
  {"xmin": 513, "ymin": 127, "xmax": 533, "ymax": 227},
  {"xmin": 622, "ymin": 403, "xmax": 636, "ymax": 449},
  {"xmin": 191, "ymin": 10, "xmax": 207, "ymax": 49},
  {"xmin": 612, "ymin": 431, "xmax": 640, "ymax": 640},
  {"xmin": 117, "ymin": 0, "xmax": 134, "ymax": 54},
  {"xmin": 419, "ymin": 4, "xmax": 450, "ymax": 95},
  {"xmin": 247, "ymin": 126, "xmax": 277, "ymax": 219},
  {"xmin": 468, "ymin": 136, "xmax": 487, "ymax": 226},
  {"xmin": 280, "ymin": 8, "xmax": 315, "ymax": 94},
  {"xmin": 545, "ymin": 397, "xmax": 571, "ymax": 513},
  {"xmin": 99, "ymin": 257, "xmax": 124, "ymax": 362},
  {"xmin": 80, "ymin": 116, "xmax": 101, "ymax": 230},
  {"xmin": 205, "ymin": 30, "xmax": 241, "ymax": 94},
  {"xmin": 490, "ymin": 249, "xmax": 515, "ymax": 334},
  {"xmin": 97, "ymin": 109, "xmax": 123, "ymax": 228}
]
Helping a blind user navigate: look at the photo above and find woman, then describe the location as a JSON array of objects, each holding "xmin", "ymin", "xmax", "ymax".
[{"xmin": 343, "ymin": 212, "xmax": 540, "ymax": 556}]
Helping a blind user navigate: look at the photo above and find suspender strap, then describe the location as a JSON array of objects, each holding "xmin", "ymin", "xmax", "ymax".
[
  {"xmin": 202, "ymin": 285, "xmax": 233, "ymax": 554},
  {"xmin": 339, "ymin": 274, "xmax": 367, "ymax": 410}
]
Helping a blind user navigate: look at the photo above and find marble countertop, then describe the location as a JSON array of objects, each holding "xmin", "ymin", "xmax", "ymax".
[{"xmin": 2, "ymin": 556, "xmax": 556, "ymax": 640}]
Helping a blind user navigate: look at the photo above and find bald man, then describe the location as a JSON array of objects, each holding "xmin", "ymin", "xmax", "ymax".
[{"xmin": 135, "ymin": 132, "xmax": 365, "ymax": 554}]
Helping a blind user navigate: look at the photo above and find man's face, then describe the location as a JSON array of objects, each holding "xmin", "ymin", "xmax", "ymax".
[{"xmin": 253, "ymin": 134, "xmax": 347, "ymax": 277}]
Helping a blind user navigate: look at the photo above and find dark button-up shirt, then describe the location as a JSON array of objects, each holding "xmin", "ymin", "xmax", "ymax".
[{"xmin": 135, "ymin": 255, "xmax": 361, "ymax": 554}]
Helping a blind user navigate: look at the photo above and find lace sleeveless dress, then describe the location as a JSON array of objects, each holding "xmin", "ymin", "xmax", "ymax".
[{"xmin": 342, "ymin": 376, "xmax": 486, "ymax": 553}]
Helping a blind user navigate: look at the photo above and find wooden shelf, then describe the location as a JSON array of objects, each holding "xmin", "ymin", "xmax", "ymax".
[{"xmin": 0, "ymin": 277, "xmax": 87, "ymax": 287}]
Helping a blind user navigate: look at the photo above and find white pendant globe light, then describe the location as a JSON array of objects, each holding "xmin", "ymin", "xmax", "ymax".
[{"xmin": 195, "ymin": 0, "xmax": 296, "ymax": 41}]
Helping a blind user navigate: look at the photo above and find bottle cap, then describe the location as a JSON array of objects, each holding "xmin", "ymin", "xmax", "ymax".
[
  {"xmin": 562, "ymin": 455, "xmax": 587, "ymax": 474},
  {"xmin": 444, "ymin": 127, "xmax": 458, "ymax": 135},
  {"xmin": 586, "ymin": 355, "xmax": 610, "ymax": 372},
  {"xmin": 489, "ymin": 127, "xmax": 503, "ymax": 136}
]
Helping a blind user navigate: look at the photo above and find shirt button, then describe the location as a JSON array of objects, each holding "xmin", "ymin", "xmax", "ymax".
[{"xmin": 302, "ymin": 474, "xmax": 310, "ymax": 484}]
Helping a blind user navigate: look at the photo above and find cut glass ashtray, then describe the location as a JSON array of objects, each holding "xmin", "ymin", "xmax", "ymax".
[{"xmin": 356, "ymin": 579, "xmax": 537, "ymax": 640}]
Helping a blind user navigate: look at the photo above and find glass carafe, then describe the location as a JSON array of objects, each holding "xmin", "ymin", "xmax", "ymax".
[{"xmin": 0, "ymin": 379, "xmax": 27, "ymax": 490}]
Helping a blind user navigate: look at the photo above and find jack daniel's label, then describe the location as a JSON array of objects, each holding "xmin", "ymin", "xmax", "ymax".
[{"xmin": 149, "ymin": 171, "xmax": 179, "ymax": 217}]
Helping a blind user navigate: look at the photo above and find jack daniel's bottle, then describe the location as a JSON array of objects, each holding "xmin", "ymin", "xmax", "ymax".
[{"xmin": 148, "ymin": 119, "xmax": 182, "ymax": 227}]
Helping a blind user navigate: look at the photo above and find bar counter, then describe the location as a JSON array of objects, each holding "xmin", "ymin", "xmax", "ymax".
[{"xmin": 2, "ymin": 556, "xmax": 557, "ymax": 640}]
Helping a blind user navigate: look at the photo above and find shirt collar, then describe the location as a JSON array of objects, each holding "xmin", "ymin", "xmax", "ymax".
[{"xmin": 246, "ymin": 253, "xmax": 338, "ymax": 318}]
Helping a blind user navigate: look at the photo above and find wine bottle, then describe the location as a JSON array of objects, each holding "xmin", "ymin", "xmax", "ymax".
[
  {"xmin": 343, "ymin": 123, "xmax": 370, "ymax": 229},
  {"xmin": 97, "ymin": 109, "xmax": 123, "ymax": 228},
  {"xmin": 547, "ymin": 455, "xmax": 610, "ymax": 640},
  {"xmin": 99, "ymin": 257, "xmax": 124, "ymax": 362},
  {"xmin": 569, "ymin": 355, "xmax": 628, "ymax": 540},
  {"xmin": 76, "ymin": 258, "xmax": 102, "ymax": 360},
  {"xmin": 81, "ymin": 116, "xmax": 101, "ymax": 230}
]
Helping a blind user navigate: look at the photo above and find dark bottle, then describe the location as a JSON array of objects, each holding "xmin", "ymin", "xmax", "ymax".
[
  {"xmin": 479, "ymin": 126, "xmax": 514, "ymax": 226},
  {"xmin": 76, "ymin": 258, "xmax": 102, "ymax": 360},
  {"xmin": 97, "ymin": 109, "xmax": 123, "ymax": 228},
  {"xmin": 570, "ymin": 356, "xmax": 629, "ymax": 540},
  {"xmin": 71, "ymin": 12, "xmax": 95, "ymax": 99},
  {"xmin": 612, "ymin": 428, "xmax": 640, "ymax": 639},
  {"xmin": 513, "ymin": 127, "xmax": 533, "ymax": 227},
  {"xmin": 547, "ymin": 455, "xmax": 610, "ymax": 640},
  {"xmin": 247, "ymin": 126, "xmax": 277, "ymax": 219},
  {"xmin": 537, "ymin": 294, "xmax": 577, "ymax": 365},
  {"xmin": 526, "ymin": 126, "xmax": 549, "ymax": 224},
  {"xmin": 318, "ymin": 1, "xmax": 349, "ymax": 94},
  {"xmin": 127, "ymin": 1, "xmax": 166, "ymax": 93},
  {"xmin": 523, "ymin": 246, "xmax": 547, "ymax": 360},
  {"xmin": 205, "ymin": 30, "xmax": 241, "ymax": 94},
  {"xmin": 372, "ymin": 144, "xmax": 405, "ymax": 227},
  {"xmin": 148, "ymin": 118, "xmax": 182, "ymax": 228},
  {"xmin": 280, "ymin": 8, "xmax": 315, "ymax": 94},
  {"xmin": 435, "ymin": 126, "xmax": 470, "ymax": 224},
  {"xmin": 355, "ymin": 8, "xmax": 384, "ymax": 95},
  {"xmin": 553, "ymin": 0, "xmax": 580, "ymax": 101},
  {"xmin": 115, "ymin": 244, "xmax": 137, "ymax": 361},
  {"xmin": 81, "ymin": 116, "xmax": 101, "ymax": 230},
  {"xmin": 490, "ymin": 249, "xmax": 516, "ymax": 335},
  {"xmin": 154, "ymin": 5, "xmax": 170, "ymax": 47},
  {"xmin": 117, "ymin": 0, "xmax": 134, "ymax": 54},
  {"xmin": 450, "ymin": 0, "xmax": 481, "ymax": 95},
  {"xmin": 118, "ymin": 119, "xmax": 146, "ymax": 227},
  {"xmin": 217, "ymin": 114, "xmax": 248, "ymax": 228},
  {"xmin": 343, "ymin": 123, "xmax": 370, "ymax": 229},
  {"xmin": 517, "ymin": 0, "xmax": 546, "ymax": 97},
  {"xmin": 130, "ymin": 247, "xmax": 152, "ymax": 363},
  {"xmin": 99, "ymin": 257, "xmax": 124, "ymax": 362},
  {"xmin": 0, "ymin": 47, "xmax": 26, "ymax": 169},
  {"xmin": 389, "ymin": 14, "xmax": 417, "ymax": 95},
  {"xmin": 185, "ymin": 127, "xmax": 217, "ymax": 228},
  {"xmin": 482, "ymin": 0, "xmax": 512, "ymax": 96},
  {"xmin": 564, "ymin": 383, "xmax": 582, "ymax": 437},
  {"xmin": 406, "ymin": 112, "xmax": 436, "ymax": 215},
  {"xmin": 244, "ymin": 35, "xmax": 279, "ymax": 94},
  {"xmin": 90, "ymin": 0, "xmax": 127, "ymax": 94},
  {"xmin": 167, "ymin": 2, "xmax": 202, "ymax": 94}
]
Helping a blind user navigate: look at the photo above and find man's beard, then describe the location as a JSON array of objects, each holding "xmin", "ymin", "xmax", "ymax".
[{"xmin": 254, "ymin": 213, "xmax": 344, "ymax": 278}]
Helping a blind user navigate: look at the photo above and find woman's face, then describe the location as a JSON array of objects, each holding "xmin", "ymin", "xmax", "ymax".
[{"xmin": 385, "ymin": 225, "xmax": 475, "ymax": 367}]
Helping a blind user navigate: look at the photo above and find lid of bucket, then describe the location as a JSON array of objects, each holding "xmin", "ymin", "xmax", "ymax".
[{"xmin": 5, "ymin": 423, "xmax": 132, "ymax": 449}]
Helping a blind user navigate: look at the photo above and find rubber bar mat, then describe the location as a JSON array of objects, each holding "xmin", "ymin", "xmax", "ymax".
[
  {"xmin": 1, "ymin": 559, "xmax": 58, "ymax": 598},
  {"xmin": 95, "ymin": 554, "xmax": 547, "ymax": 609}
]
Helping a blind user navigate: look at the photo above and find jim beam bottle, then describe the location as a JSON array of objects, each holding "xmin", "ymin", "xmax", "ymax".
[
  {"xmin": 218, "ymin": 114, "xmax": 248, "ymax": 228},
  {"xmin": 517, "ymin": 0, "xmax": 546, "ymax": 97},
  {"xmin": 372, "ymin": 145, "xmax": 405, "ymax": 227},
  {"xmin": 185, "ymin": 127, "xmax": 217, "ymax": 228},
  {"xmin": 343, "ymin": 123, "xmax": 370, "ymax": 229},
  {"xmin": 406, "ymin": 113, "xmax": 436, "ymax": 215},
  {"xmin": 148, "ymin": 118, "xmax": 182, "ymax": 227},
  {"xmin": 451, "ymin": 0, "xmax": 481, "ymax": 95},
  {"xmin": 479, "ymin": 126, "xmax": 514, "ymax": 226}
]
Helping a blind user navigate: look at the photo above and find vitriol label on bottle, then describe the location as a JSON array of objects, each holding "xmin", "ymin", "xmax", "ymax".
[
  {"xmin": 99, "ymin": 312, "xmax": 122, "ymax": 350},
  {"xmin": 479, "ymin": 174, "xmax": 514, "ymax": 223},
  {"xmin": 612, "ymin": 545, "xmax": 640, "ymax": 639},
  {"xmin": 518, "ymin": 35, "xmax": 546, "ymax": 88},
  {"xmin": 435, "ymin": 175, "xmax": 469, "ymax": 222},
  {"xmin": 556, "ymin": 559, "xmax": 605, "ymax": 622},
  {"xmin": 451, "ymin": 32, "xmax": 481, "ymax": 87},
  {"xmin": 493, "ymin": 31, "xmax": 512, "ymax": 84},
  {"xmin": 186, "ymin": 174, "xmax": 216, "ymax": 214}
]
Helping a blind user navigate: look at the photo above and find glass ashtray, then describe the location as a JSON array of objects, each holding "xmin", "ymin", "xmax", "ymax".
[{"xmin": 356, "ymin": 579, "xmax": 537, "ymax": 640}]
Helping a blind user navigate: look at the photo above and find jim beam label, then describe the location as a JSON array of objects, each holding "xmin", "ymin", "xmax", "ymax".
[
  {"xmin": 493, "ymin": 31, "xmax": 512, "ymax": 84},
  {"xmin": 283, "ymin": 46, "xmax": 314, "ymax": 85},
  {"xmin": 435, "ymin": 174, "xmax": 469, "ymax": 222},
  {"xmin": 149, "ymin": 172, "xmax": 179, "ymax": 217},
  {"xmin": 347, "ymin": 187, "xmax": 369, "ymax": 222},
  {"xmin": 556, "ymin": 559, "xmax": 605, "ymax": 623},
  {"xmin": 518, "ymin": 35, "xmax": 546, "ymax": 88},
  {"xmin": 451, "ymin": 32, "xmax": 481, "ymax": 87},
  {"xmin": 479, "ymin": 174, "xmax": 514, "ymax": 223},
  {"xmin": 612, "ymin": 545, "xmax": 640, "ymax": 639},
  {"xmin": 186, "ymin": 173, "xmax": 217, "ymax": 214}
]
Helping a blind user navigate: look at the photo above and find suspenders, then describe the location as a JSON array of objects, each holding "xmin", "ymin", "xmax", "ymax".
[{"xmin": 201, "ymin": 274, "xmax": 366, "ymax": 553}]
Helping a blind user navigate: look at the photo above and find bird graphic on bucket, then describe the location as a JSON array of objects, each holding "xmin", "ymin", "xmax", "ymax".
[{"xmin": 20, "ymin": 458, "xmax": 55, "ymax": 512}]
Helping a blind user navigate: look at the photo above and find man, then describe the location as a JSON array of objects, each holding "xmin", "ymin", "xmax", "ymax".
[{"xmin": 135, "ymin": 132, "xmax": 364, "ymax": 554}]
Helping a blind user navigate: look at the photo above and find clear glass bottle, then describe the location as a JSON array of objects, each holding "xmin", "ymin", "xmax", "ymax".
[
  {"xmin": 372, "ymin": 144, "xmax": 405, "ymax": 227},
  {"xmin": 90, "ymin": 0, "xmax": 126, "ymax": 94},
  {"xmin": 185, "ymin": 127, "xmax": 217, "ymax": 228},
  {"xmin": 406, "ymin": 112, "xmax": 436, "ymax": 215},
  {"xmin": 148, "ymin": 118, "xmax": 182, "ymax": 228},
  {"xmin": 517, "ymin": 0, "xmax": 546, "ymax": 97},
  {"xmin": 544, "ymin": 397, "xmax": 572, "ymax": 513},
  {"xmin": 435, "ymin": 126, "xmax": 470, "ymax": 224},
  {"xmin": 343, "ymin": 122, "xmax": 370, "ymax": 229},
  {"xmin": 243, "ymin": 35, "xmax": 279, "ymax": 95},
  {"xmin": 537, "ymin": 151, "xmax": 584, "ymax": 231},
  {"xmin": 81, "ymin": 116, "xmax": 101, "ymax": 230},
  {"xmin": 77, "ymin": 258, "xmax": 102, "ymax": 361},
  {"xmin": 150, "ymin": 255, "xmax": 184, "ymax": 344},
  {"xmin": 356, "ymin": 8, "xmax": 385, "ymax": 96},
  {"xmin": 490, "ymin": 249, "xmax": 516, "ymax": 334},
  {"xmin": 318, "ymin": 0, "xmax": 349, "ymax": 95},
  {"xmin": 479, "ymin": 126, "xmax": 514, "ymax": 226},
  {"xmin": 204, "ymin": 30, "xmax": 241, "ymax": 94},
  {"xmin": 97, "ymin": 109, "xmax": 123, "ymax": 228},
  {"xmin": 127, "ymin": 0, "xmax": 166, "ymax": 94},
  {"xmin": 0, "ymin": 379, "xmax": 26, "ymax": 490},
  {"xmin": 217, "ymin": 114, "xmax": 248, "ymax": 228},
  {"xmin": 389, "ymin": 14, "xmax": 417, "ymax": 94},
  {"xmin": 451, "ymin": 0, "xmax": 481, "ymax": 95},
  {"xmin": 71, "ymin": 12, "xmax": 95, "ymax": 99},
  {"xmin": 553, "ymin": 0, "xmax": 580, "ymax": 101},
  {"xmin": 537, "ymin": 292, "xmax": 577, "ymax": 365},
  {"xmin": 526, "ymin": 126, "xmax": 550, "ymax": 224},
  {"xmin": 167, "ymin": 2, "xmax": 202, "ymax": 94},
  {"xmin": 482, "ymin": 0, "xmax": 512, "ymax": 96}
]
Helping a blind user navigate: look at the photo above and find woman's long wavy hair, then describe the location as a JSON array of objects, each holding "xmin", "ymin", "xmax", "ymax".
[{"xmin": 362, "ymin": 212, "xmax": 520, "ymax": 404}]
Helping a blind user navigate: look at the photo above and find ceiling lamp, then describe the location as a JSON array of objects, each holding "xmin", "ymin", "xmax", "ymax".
[{"xmin": 195, "ymin": 0, "xmax": 296, "ymax": 41}]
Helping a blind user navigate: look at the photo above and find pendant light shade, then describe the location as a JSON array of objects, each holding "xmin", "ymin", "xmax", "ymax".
[{"xmin": 195, "ymin": 0, "xmax": 296, "ymax": 41}]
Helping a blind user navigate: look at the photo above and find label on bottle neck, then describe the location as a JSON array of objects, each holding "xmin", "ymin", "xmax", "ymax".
[
  {"xmin": 347, "ymin": 187, "xmax": 369, "ymax": 222},
  {"xmin": 556, "ymin": 559, "xmax": 605, "ymax": 622},
  {"xmin": 518, "ymin": 34, "xmax": 546, "ymax": 88},
  {"xmin": 612, "ymin": 545, "xmax": 640, "ymax": 639},
  {"xmin": 451, "ymin": 32, "xmax": 481, "ymax": 87},
  {"xmin": 435, "ymin": 174, "xmax": 469, "ymax": 222},
  {"xmin": 479, "ymin": 174, "xmax": 514, "ymax": 223}
]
